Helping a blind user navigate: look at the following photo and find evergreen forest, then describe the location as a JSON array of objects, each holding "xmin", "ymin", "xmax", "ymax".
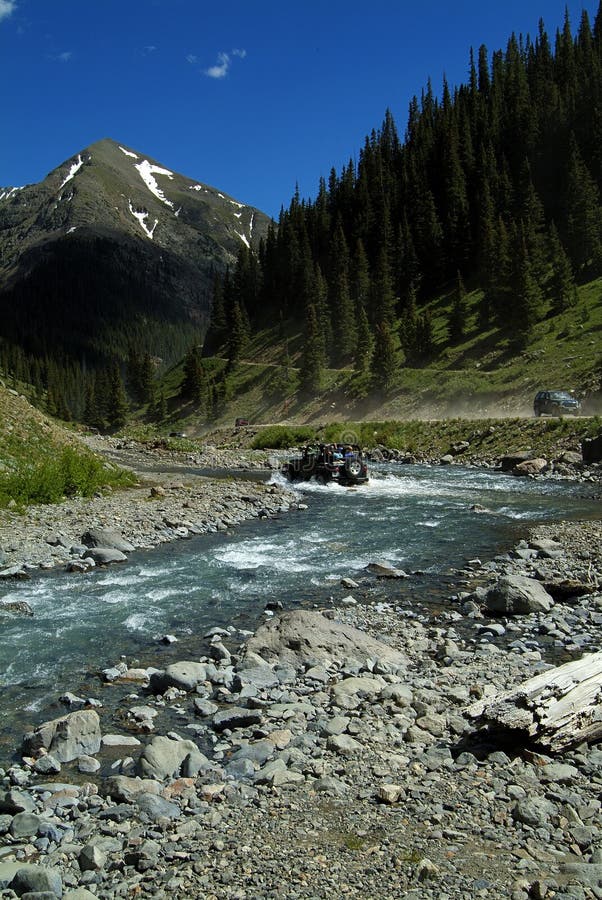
[{"xmin": 204, "ymin": 5, "xmax": 602, "ymax": 398}]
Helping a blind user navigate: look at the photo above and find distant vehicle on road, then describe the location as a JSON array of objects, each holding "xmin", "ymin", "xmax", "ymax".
[
  {"xmin": 235, "ymin": 418, "xmax": 249, "ymax": 427},
  {"xmin": 533, "ymin": 390, "xmax": 581, "ymax": 417},
  {"xmin": 169, "ymin": 431, "xmax": 187, "ymax": 438},
  {"xmin": 282, "ymin": 443, "xmax": 369, "ymax": 486}
]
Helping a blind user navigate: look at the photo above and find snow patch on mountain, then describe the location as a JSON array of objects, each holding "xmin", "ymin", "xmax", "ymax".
[
  {"xmin": 60, "ymin": 154, "xmax": 85, "ymax": 189},
  {"xmin": 128, "ymin": 200, "xmax": 158, "ymax": 239},
  {"xmin": 119, "ymin": 146, "xmax": 139, "ymax": 159},
  {"xmin": 0, "ymin": 186, "xmax": 23, "ymax": 201},
  {"xmin": 235, "ymin": 230, "xmax": 250, "ymax": 248},
  {"xmin": 189, "ymin": 184, "xmax": 208, "ymax": 193},
  {"xmin": 134, "ymin": 160, "xmax": 174, "ymax": 209}
]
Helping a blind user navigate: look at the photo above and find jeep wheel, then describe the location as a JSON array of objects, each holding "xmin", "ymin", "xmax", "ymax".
[{"xmin": 345, "ymin": 457, "xmax": 363, "ymax": 478}]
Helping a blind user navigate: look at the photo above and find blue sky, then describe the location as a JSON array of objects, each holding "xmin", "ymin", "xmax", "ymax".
[{"xmin": 1, "ymin": 0, "xmax": 598, "ymax": 219}]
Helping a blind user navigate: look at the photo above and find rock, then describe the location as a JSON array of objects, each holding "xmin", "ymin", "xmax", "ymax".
[
  {"xmin": 232, "ymin": 666, "xmax": 280, "ymax": 693},
  {"xmin": 79, "ymin": 843, "xmax": 106, "ymax": 872},
  {"xmin": 104, "ymin": 776, "xmax": 161, "ymax": 802},
  {"xmin": 9, "ymin": 865, "xmax": 63, "ymax": 897},
  {"xmin": 500, "ymin": 451, "xmax": 535, "ymax": 472},
  {"xmin": 0, "ymin": 565, "xmax": 29, "ymax": 580},
  {"xmin": 194, "ymin": 698, "xmax": 219, "ymax": 717},
  {"xmin": 365, "ymin": 561, "xmax": 409, "ymax": 578},
  {"xmin": 22, "ymin": 710, "xmax": 101, "ymax": 763},
  {"xmin": 33, "ymin": 754, "xmax": 62, "ymax": 775},
  {"xmin": 85, "ymin": 547, "xmax": 127, "ymax": 565},
  {"xmin": 0, "ymin": 789, "xmax": 36, "ymax": 814},
  {"xmin": 81, "ymin": 527, "xmax": 135, "ymax": 552},
  {"xmin": 512, "ymin": 457, "xmax": 548, "ymax": 476},
  {"xmin": 138, "ymin": 735, "xmax": 210, "ymax": 781},
  {"xmin": 10, "ymin": 811, "xmax": 42, "ymax": 838},
  {"xmin": 332, "ymin": 676, "xmax": 384, "ymax": 708},
  {"xmin": 483, "ymin": 575, "xmax": 554, "ymax": 615},
  {"xmin": 78, "ymin": 755, "xmax": 101, "ymax": 773},
  {"xmin": 0, "ymin": 599, "xmax": 33, "ymax": 616},
  {"xmin": 135, "ymin": 792, "xmax": 182, "ymax": 822},
  {"xmin": 378, "ymin": 784, "xmax": 404, "ymax": 803},
  {"xmin": 439, "ymin": 454, "xmax": 454, "ymax": 465},
  {"xmin": 149, "ymin": 661, "xmax": 208, "ymax": 693},
  {"xmin": 211, "ymin": 706, "xmax": 263, "ymax": 732},
  {"xmin": 512, "ymin": 797, "xmax": 557, "ymax": 827},
  {"xmin": 243, "ymin": 610, "xmax": 406, "ymax": 671},
  {"xmin": 102, "ymin": 734, "xmax": 141, "ymax": 748},
  {"xmin": 327, "ymin": 734, "xmax": 362, "ymax": 756}
]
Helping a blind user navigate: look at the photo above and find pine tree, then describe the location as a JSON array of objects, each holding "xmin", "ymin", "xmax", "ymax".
[
  {"xmin": 510, "ymin": 234, "xmax": 543, "ymax": 344},
  {"xmin": 299, "ymin": 303, "xmax": 326, "ymax": 394},
  {"xmin": 372, "ymin": 321, "xmax": 397, "ymax": 392},
  {"xmin": 107, "ymin": 365, "xmax": 129, "ymax": 429},
  {"xmin": 355, "ymin": 303, "xmax": 373, "ymax": 372},
  {"xmin": 548, "ymin": 223, "xmax": 577, "ymax": 313},
  {"xmin": 449, "ymin": 270, "xmax": 468, "ymax": 342}
]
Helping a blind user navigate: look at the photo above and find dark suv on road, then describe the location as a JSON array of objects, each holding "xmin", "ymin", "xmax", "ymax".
[{"xmin": 533, "ymin": 390, "xmax": 581, "ymax": 417}]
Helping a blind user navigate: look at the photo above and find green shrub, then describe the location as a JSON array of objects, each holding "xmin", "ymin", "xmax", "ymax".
[
  {"xmin": 0, "ymin": 446, "xmax": 136, "ymax": 509},
  {"xmin": 250, "ymin": 425, "xmax": 317, "ymax": 449}
]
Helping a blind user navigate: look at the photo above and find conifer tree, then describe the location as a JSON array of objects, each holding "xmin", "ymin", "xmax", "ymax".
[
  {"xmin": 510, "ymin": 234, "xmax": 543, "ymax": 344},
  {"xmin": 449, "ymin": 270, "xmax": 468, "ymax": 342},
  {"xmin": 372, "ymin": 321, "xmax": 397, "ymax": 392},
  {"xmin": 548, "ymin": 223, "xmax": 577, "ymax": 313},
  {"xmin": 299, "ymin": 303, "xmax": 326, "ymax": 394},
  {"xmin": 107, "ymin": 365, "xmax": 129, "ymax": 429},
  {"xmin": 355, "ymin": 303, "xmax": 373, "ymax": 373}
]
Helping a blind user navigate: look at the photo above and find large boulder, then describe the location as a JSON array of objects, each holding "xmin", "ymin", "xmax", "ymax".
[
  {"xmin": 22, "ymin": 709, "xmax": 101, "ymax": 763},
  {"xmin": 81, "ymin": 528, "xmax": 135, "ymax": 552},
  {"xmin": 512, "ymin": 457, "xmax": 548, "ymax": 476},
  {"xmin": 149, "ymin": 661, "xmax": 207, "ymax": 694},
  {"xmin": 85, "ymin": 547, "xmax": 127, "ymax": 565},
  {"xmin": 483, "ymin": 575, "xmax": 554, "ymax": 615},
  {"xmin": 242, "ymin": 610, "xmax": 406, "ymax": 671},
  {"xmin": 137, "ymin": 735, "xmax": 211, "ymax": 781}
]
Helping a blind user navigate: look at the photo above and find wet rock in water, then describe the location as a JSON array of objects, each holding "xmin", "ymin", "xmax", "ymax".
[
  {"xmin": 513, "ymin": 457, "xmax": 548, "ymax": 476},
  {"xmin": 211, "ymin": 706, "xmax": 264, "ymax": 732},
  {"xmin": 483, "ymin": 575, "xmax": 554, "ymax": 615},
  {"xmin": 243, "ymin": 609, "xmax": 406, "ymax": 671},
  {"xmin": 149, "ymin": 661, "xmax": 207, "ymax": 694},
  {"xmin": 85, "ymin": 547, "xmax": 127, "ymax": 566},
  {"xmin": 22, "ymin": 709, "xmax": 101, "ymax": 763},
  {"xmin": 365, "ymin": 561, "xmax": 409, "ymax": 579},
  {"xmin": 0, "ymin": 564, "xmax": 29, "ymax": 580},
  {"xmin": 0, "ymin": 599, "xmax": 33, "ymax": 616}
]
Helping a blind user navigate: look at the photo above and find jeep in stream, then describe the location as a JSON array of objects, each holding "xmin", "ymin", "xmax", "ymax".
[{"xmin": 282, "ymin": 443, "xmax": 369, "ymax": 486}]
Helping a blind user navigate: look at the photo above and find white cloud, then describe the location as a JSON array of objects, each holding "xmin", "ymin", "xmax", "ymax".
[
  {"xmin": 186, "ymin": 53, "xmax": 198, "ymax": 64},
  {"xmin": 57, "ymin": 50, "xmax": 72, "ymax": 62},
  {"xmin": 0, "ymin": 1, "xmax": 16, "ymax": 22},
  {"xmin": 204, "ymin": 47, "xmax": 246, "ymax": 79}
]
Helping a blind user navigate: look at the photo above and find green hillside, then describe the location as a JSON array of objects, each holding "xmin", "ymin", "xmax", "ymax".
[{"xmin": 129, "ymin": 273, "xmax": 601, "ymax": 434}]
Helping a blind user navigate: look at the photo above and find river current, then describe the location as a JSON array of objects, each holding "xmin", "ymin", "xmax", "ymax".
[{"xmin": 0, "ymin": 463, "xmax": 599, "ymax": 760}]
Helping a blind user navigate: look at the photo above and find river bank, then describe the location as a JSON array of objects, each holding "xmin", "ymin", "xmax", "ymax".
[
  {"xmin": 0, "ymin": 439, "xmax": 601, "ymax": 898},
  {"xmin": 0, "ymin": 515, "xmax": 600, "ymax": 896}
]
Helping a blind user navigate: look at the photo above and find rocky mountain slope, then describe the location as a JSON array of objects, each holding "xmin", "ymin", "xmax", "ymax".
[{"xmin": 0, "ymin": 138, "xmax": 271, "ymax": 366}]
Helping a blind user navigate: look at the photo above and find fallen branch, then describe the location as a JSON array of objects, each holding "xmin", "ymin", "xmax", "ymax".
[{"xmin": 466, "ymin": 651, "xmax": 602, "ymax": 752}]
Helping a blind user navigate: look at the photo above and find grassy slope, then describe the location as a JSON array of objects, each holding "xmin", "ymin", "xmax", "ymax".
[
  {"xmin": 0, "ymin": 382, "xmax": 135, "ymax": 508},
  {"xmin": 142, "ymin": 276, "xmax": 602, "ymax": 435}
]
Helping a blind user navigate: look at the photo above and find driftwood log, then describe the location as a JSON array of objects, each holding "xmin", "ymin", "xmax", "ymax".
[{"xmin": 467, "ymin": 652, "xmax": 602, "ymax": 752}]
